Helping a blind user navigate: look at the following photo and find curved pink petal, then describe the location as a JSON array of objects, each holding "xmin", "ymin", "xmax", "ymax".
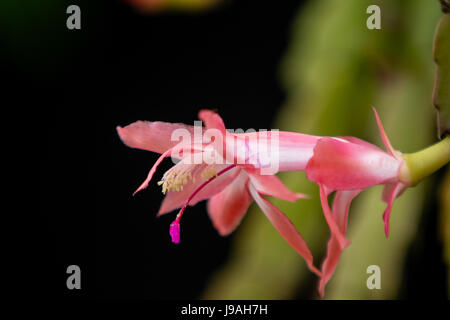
[
  {"xmin": 247, "ymin": 172, "xmax": 308, "ymax": 202},
  {"xmin": 340, "ymin": 136, "xmax": 382, "ymax": 152},
  {"xmin": 195, "ymin": 112, "xmax": 320, "ymax": 173},
  {"xmin": 132, "ymin": 143, "xmax": 205, "ymax": 195},
  {"xmin": 157, "ymin": 163, "xmax": 241, "ymax": 215},
  {"xmin": 197, "ymin": 110, "xmax": 232, "ymax": 166},
  {"xmin": 372, "ymin": 107, "xmax": 398, "ymax": 158},
  {"xmin": 381, "ymin": 182, "xmax": 408, "ymax": 203},
  {"xmin": 333, "ymin": 190, "xmax": 361, "ymax": 233},
  {"xmin": 306, "ymin": 137, "xmax": 401, "ymax": 190},
  {"xmin": 318, "ymin": 185, "xmax": 350, "ymax": 250},
  {"xmin": 382, "ymin": 182, "xmax": 402, "ymax": 237},
  {"xmin": 318, "ymin": 232, "xmax": 341, "ymax": 298},
  {"xmin": 133, "ymin": 147, "xmax": 174, "ymax": 195},
  {"xmin": 207, "ymin": 170, "xmax": 252, "ymax": 236},
  {"xmin": 318, "ymin": 189, "xmax": 361, "ymax": 297},
  {"xmin": 198, "ymin": 109, "xmax": 227, "ymax": 134},
  {"xmin": 248, "ymin": 183, "xmax": 321, "ymax": 277},
  {"xmin": 117, "ymin": 121, "xmax": 195, "ymax": 154}
]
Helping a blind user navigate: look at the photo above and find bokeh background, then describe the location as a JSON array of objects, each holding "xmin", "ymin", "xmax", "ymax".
[{"xmin": 20, "ymin": 0, "xmax": 448, "ymax": 298}]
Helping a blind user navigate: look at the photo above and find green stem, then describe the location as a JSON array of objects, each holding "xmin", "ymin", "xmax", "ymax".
[{"xmin": 401, "ymin": 136, "xmax": 450, "ymax": 186}]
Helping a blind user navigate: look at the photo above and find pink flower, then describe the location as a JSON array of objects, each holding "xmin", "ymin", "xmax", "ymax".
[
  {"xmin": 305, "ymin": 108, "xmax": 409, "ymax": 296},
  {"xmin": 117, "ymin": 110, "xmax": 322, "ymax": 276}
]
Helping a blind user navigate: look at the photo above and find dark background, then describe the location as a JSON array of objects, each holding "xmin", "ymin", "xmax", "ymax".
[
  {"xmin": 13, "ymin": 0, "xmax": 444, "ymax": 299},
  {"xmin": 34, "ymin": 0, "xmax": 305, "ymax": 299}
]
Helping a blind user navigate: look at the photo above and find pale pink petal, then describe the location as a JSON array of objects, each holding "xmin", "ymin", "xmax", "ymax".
[
  {"xmin": 133, "ymin": 147, "xmax": 174, "ymax": 195},
  {"xmin": 207, "ymin": 171, "xmax": 252, "ymax": 236},
  {"xmin": 340, "ymin": 136, "xmax": 382, "ymax": 152},
  {"xmin": 275, "ymin": 132, "xmax": 321, "ymax": 172},
  {"xmin": 248, "ymin": 183, "xmax": 321, "ymax": 277},
  {"xmin": 318, "ymin": 190, "xmax": 361, "ymax": 297},
  {"xmin": 382, "ymin": 182, "xmax": 402, "ymax": 237},
  {"xmin": 306, "ymin": 137, "xmax": 401, "ymax": 190},
  {"xmin": 318, "ymin": 185, "xmax": 351, "ymax": 250},
  {"xmin": 234, "ymin": 131, "xmax": 320, "ymax": 172},
  {"xmin": 333, "ymin": 191, "xmax": 361, "ymax": 233},
  {"xmin": 247, "ymin": 172, "xmax": 308, "ymax": 202},
  {"xmin": 157, "ymin": 163, "xmax": 241, "ymax": 215},
  {"xmin": 372, "ymin": 107, "xmax": 397, "ymax": 158},
  {"xmin": 381, "ymin": 183, "xmax": 394, "ymax": 203},
  {"xmin": 196, "ymin": 112, "xmax": 320, "ymax": 173},
  {"xmin": 198, "ymin": 109, "xmax": 226, "ymax": 134},
  {"xmin": 381, "ymin": 183, "xmax": 407, "ymax": 203},
  {"xmin": 117, "ymin": 121, "xmax": 195, "ymax": 154},
  {"xmin": 318, "ymin": 232, "xmax": 341, "ymax": 297},
  {"xmin": 132, "ymin": 142, "xmax": 204, "ymax": 195}
]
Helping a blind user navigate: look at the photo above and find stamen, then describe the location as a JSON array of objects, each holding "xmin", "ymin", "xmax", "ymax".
[
  {"xmin": 158, "ymin": 169, "xmax": 193, "ymax": 194},
  {"xmin": 158, "ymin": 166, "xmax": 220, "ymax": 195},
  {"xmin": 169, "ymin": 164, "xmax": 237, "ymax": 244},
  {"xmin": 200, "ymin": 167, "xmax": 218, "ymax": 180}
]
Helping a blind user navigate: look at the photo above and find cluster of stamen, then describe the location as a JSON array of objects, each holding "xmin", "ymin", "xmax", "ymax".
[
  {"xmin": 200, "ymin": 167, "xmax": 218, "ymax": 181},
  {"xmin": 158, "ymin": 166, "xmax": 219, "ymax": 194},
  {"xmin": 157, "ymin": 169, "xmax": 194, "ymax": 194}
]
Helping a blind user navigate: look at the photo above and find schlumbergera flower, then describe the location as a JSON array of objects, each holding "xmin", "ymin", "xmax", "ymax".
[
  {"xmin": 305, "ymin": 108, "xmax": 411, "ymax": 296},
  {"xmin": 117, "ymin": 110, "xmax": 322, "ymax": 276}
]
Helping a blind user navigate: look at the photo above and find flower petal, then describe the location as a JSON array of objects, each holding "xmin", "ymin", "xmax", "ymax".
[
  {"xmin": 196, "ymin": 111, "xmax": 320, "ymax": 174},
  {"xmin": 117, "ymin": 121, "xmax": 195, "ymax": 154},
  {"xmin": 133, "ymin": 147, "xmax": 174, "ymax": 195},
  {"xmin": 207, "ymin": 171, "xmax": 252, "ymax": 236},
  {"xmin": 372, "ymin": 107, "xmax": 398, "ymax": 158},
  {"xmin": 248, "ymin": 183, "xmax": 321, "ymax": 277},
  {"xmin": 318, "ymin": 190, "xmax": 361, "ymax": 297},
  {"xmin": 381, "ymin": 183, "xmax": 407, "ymax": 203},
  {"xmin": 248, "ymin": 172, "xmax": 308, "ymax": 202},
  {"xmin": 132, "ymin": 142, "xmax": 205, "ymax": 195},
  {"xmin": 339, "ymin": 136, "xmax": 382, "ymax": 152},
  {"xmin": 275, "ymin": 132, "xmax": 320, "ymax": 172},
  {"xmin": 382, "ymin": 182, "xmax": 402, "ymax": 237},
  {"xmin": 198, "ymin": 109, "xmax": 226, "ymax": 134},
  {"xmin": 318, "ymin": 185, "xmax": 351, "ymax": 250},
  {"xmin": 306, "ymin": 137, "xmax": 401, "ymax": 190},
  {"xmin": 235, "ymin": 131, "xmax": 320, "ymax": 172}
]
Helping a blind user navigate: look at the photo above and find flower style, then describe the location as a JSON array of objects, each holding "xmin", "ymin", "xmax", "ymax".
[
  {"xmin": 305, "ymin": 108, "xmax": 409, "ymax": 296},
  {"xmin": 117, "ymin": 110, "xmax": 322, "ymax": 276}
]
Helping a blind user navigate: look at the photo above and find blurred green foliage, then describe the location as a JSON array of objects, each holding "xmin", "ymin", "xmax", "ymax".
[
  {"xmin": 433, "ymin": 12, "xmax": 450, "ymax": 136},
  {"xmin": 204, "ymin": 0, "xmax": 442, "ymax": 299}
]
